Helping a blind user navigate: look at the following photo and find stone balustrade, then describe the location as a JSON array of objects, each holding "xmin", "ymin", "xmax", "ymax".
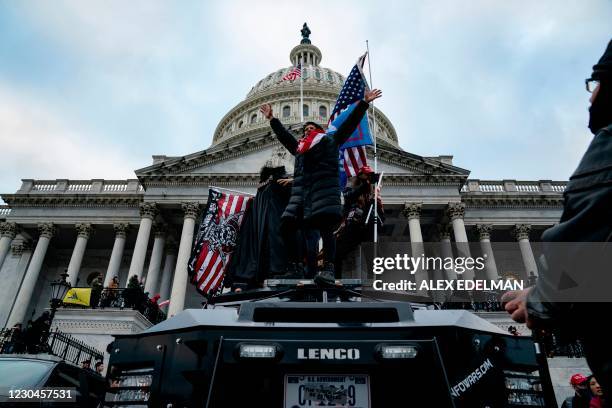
[
  {"xmin": 461, "ymin": 179, "xmax": 566, "ymax": 194},
  {"xmin": 0, "ymin": 206, "xmax": 11, "ymax": 218},
  {"xmin": 18, "ymin": 179, "xmax": 144, "ymax": 194}
]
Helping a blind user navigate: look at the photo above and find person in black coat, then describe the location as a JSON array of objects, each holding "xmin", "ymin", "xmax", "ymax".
[
  {"xmin": 502, "ymin": 39, "xmax": 612, "ymax": 398},
  {"xmin": 260, "ymin": 88, "xmax": 382, "ymax": 285},
  {"xmin": 226, "ymin": 166, "xmax": 294, "ymax": 289}
]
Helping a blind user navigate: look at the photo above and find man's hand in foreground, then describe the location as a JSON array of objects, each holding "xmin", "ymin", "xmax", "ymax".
[{"xmin": 501, "ymin": 287, "xmax": 536, "ymax": 329}]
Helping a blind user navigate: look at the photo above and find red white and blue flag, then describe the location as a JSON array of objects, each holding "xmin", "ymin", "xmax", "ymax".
[
  {"xmin": 189, "ymin": 189, "xmax": 252, "ymax": 296},
  {"xmin": 281, "ymin": 63, "xmax": 302, "ymax": 82},
  {"xmin": 327, "ymin": 53, "xmax": 373, "ymax": 181}
]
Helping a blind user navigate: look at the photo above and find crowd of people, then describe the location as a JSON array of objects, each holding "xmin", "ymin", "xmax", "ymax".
[
  {"xmin": 0, "ymin": 311, "xmax": 52, "ymax": 354},
  {"xmin": 85, "ymin": 272, "xmax": 165, "ymax": 323}
]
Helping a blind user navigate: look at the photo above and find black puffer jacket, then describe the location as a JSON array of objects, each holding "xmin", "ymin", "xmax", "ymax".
[{"xmin": 270, "ymin": 100, "xmax": 370, "ymax": 228}]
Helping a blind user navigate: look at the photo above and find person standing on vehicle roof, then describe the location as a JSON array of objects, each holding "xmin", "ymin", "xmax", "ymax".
[
  {"xmin": 335, "ymin": 165, "xmax": 384, "ymax": 277},
  {"xmin": 260, "ymin": 88, "xmax": 382, "ymax": 286},
  {"xmin": 502, "ymin": 39, "xmax": 612, "ymax": 401}
]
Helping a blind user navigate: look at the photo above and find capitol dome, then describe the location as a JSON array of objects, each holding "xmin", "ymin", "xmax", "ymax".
[{"xmin": 212, "ymin": 24, "xmax": 399, "ymax": 148}]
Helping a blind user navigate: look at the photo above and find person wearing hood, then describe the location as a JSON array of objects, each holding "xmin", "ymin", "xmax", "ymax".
[
  {"xmin": 260, "ymin": 88, "xmax": 382, "ymax": 285},
  {"xmin": 503, "ymin": 39, "xmax": 612, "ymax": 399},
  {"xmin": 226, "ymin": 165, "xmax": 295, "ymax": 289}
]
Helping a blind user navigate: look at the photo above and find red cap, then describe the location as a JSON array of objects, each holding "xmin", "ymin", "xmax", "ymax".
[
  {"xmin": 570, "ymin": 374, "xmax": 588, "ymax": 386},
  {"xmin": 358, "ymin": 165, "xmax": 374, "ymax": 175}
]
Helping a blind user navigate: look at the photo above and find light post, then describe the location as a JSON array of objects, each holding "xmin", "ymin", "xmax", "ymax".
[{"xmin": 49, "ymin": 272, "xmax": 71, "ymax": 326}]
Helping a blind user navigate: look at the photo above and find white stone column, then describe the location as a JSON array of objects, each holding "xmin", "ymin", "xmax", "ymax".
[
  {"xmin": 0, "ymin": 222, "xmax": 17, "ymax": 269},
  {"xmin": 127, "ymin": 202, "xmax": 157, "ymax": 281},
  {"xmin": 512, "ymin": 224, "xmax": 539, "ymax": 278},
  {"xmin": 144, "ymin": 224, "xmax": 166, "ymax": 295},
  {"xmin": 7, "ymin": 223, "xmax": 55, "ymax": 327},
  {"xmin": 2, "ymin": 238, "xmax": 33, "ymax": 327},
  {"xmin": 66, "ymin": 223, "xmax": 92, "ymax": 286},
  {"xmin": 168, "ymin": 202, "xmax": 199, "ymax": 317},
  {"xmin": 447, "ymin": 202, "xmax": 469, "ymax": 242},
  {"xmin": 446, "ymin": 202, "xmax": 475, "ymax": 280},
  {"xmin": 476, "ymin": 224, "xmax": 500, "ymax": 281},
  {"xmin": 438, "ymin": 224, "xmax": 457, "ymax": 281},
  {"xmin": 402, "ymin": 202, "xmax": 427, "ymax": 293},
  {"xmin": 103, "ymin": 224, "xmax": 129, "ymax": 288},
  {"xmin": 159, "ymin": 240, "xmax": 178, "ymax": 304}
]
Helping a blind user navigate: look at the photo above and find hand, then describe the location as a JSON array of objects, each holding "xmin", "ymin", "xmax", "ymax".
[
  {"xmin": 501, "ymin": 288, "xmax": 535, "ymax": 329},
  {"xmin": 277, "ymin": 178, "xmax": 293, "ymax": 187},
  {"xmin": 364, "ymin": 89, "xmax": 382, "ymax": 103},
  {"xmin": 260, "ymin": 103, "xmax": 274, "ymax": 120}
]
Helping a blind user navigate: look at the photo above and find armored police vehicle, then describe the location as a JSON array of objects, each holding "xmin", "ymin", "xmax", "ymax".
[{"xmin": 105, "ymin": 280, "xmax": 557, "ymax": 407}]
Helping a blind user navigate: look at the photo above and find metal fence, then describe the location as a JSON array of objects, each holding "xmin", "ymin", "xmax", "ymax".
[
  {"xmin": 47, "ymin": 328, "xmax": 104, "ymax": 364},
  {"xmin": 0, "ymin": 327, "xmax": 103, "ymax": 365}
]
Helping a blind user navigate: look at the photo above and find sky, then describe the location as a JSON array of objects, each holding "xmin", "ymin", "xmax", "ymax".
[{"xmin": 0, "ymin": 1, "xmax": 610, "ymax": 203}]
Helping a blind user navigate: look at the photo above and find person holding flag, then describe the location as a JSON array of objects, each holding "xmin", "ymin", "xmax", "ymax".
[{"xmin": 260, "ymin": 84, "xmax": 381, "ymax": 285}]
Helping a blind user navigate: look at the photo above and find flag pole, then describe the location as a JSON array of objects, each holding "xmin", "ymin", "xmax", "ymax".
[
  {"xmin": 300, "ymin": 62, "xmax": 304, "ymax": 123},
  {"xmin": 366, "ymin": 40, "xmax": 378, "ymax": 244}
]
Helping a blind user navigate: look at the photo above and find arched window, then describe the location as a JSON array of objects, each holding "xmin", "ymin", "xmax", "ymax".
[
  {"xmin": 326, "ymin": 71, "xmax": 333, "ymax": 81},
  {"xmin": 314, "ymin": 69, "xmax": 321, "ymax": 79},
  {"xmin": 282, "ymin": 105, "xmax": 291, "ymax": 118},
  {"xmin": 238, "ymin": 121, "xmax": 243, "ymax": 129},
  {"xmin": 303, "ymin": 104, "xmax": 309, "ymax": 117},
  {"xmin": 251, "ymin": 114, "xmax": 257, "ymax": 124},
  {"xmin": 319, "ymin": 105, "xmax": 327, "ymax": 119}
]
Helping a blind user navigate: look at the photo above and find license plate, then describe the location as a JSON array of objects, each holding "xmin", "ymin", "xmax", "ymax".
[{"xmin": 284, "ymin": 374, "xmax": 370, "ymax": 407}]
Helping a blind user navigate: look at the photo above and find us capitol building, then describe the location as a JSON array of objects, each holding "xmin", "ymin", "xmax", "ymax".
[{"xmin": 0, "ymin": 27, "xmax": 577, "ymax": 382}]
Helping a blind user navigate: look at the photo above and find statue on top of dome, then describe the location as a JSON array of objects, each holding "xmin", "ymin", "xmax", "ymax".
[{"xmin": 300, "ymin": 23, "xmax": 311, "ymax": 44}]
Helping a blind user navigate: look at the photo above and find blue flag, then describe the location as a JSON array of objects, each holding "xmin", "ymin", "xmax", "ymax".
[{"xmin": 327, "ymin": 52, "xmax": 373, "ymax": 183}]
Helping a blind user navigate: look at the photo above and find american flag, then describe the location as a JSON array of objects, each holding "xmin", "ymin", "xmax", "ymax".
[
  {"xmin": 189, "ymin": 189, "xmax": 252, "ymax": 296},
  {"xmin": 281, "ymin": 63, "xmax": 302, "ymax": 82},
  {"xmin": 328, "ymin": 53, "xmax": 372, "ymax": 178}
]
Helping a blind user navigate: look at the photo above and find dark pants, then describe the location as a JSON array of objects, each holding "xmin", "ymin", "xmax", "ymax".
[
  {"xmin": 304, "ymin": 227, "xmax": 336, "ymax": 277},
  {"xmin": 281, "ymin": 218, "xmax": 336, "ymax": 278}
]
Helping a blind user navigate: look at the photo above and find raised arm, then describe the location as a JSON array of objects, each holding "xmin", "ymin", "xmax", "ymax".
[
  {"xmin": 260, "ymin": 103, "xmax": 298, "ymax": 155},
  {"xmin": 332, "ymin": 89, "xmax": 382, "ymax": 146}
]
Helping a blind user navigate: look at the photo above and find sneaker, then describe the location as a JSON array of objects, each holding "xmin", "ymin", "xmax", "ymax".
[{"xmin": 314, "ymin": 263, "xmax": 336, "ymax": 286}]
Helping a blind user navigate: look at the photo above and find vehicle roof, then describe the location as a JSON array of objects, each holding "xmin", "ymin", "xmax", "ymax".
[
  {"xmin": 136, "ymin": 305, "xmax": 505, "ymax": 336},
  {"xmin": 0, "ymin": 354, "xmax": 62, "ymax": 365}
]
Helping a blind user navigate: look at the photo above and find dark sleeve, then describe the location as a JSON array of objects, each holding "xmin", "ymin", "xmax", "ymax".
[
  {"xmin": 332, "ymin": 99, "xmax": 370, "ymax": 146},
  {"xmin": 270, "ymin": 118, "xmax": 298, "ymax": 155},
  {"xmin": 526, "ymin": 127, "xmax": 612, "ymax": 324},
  {"xmin": 343, "ymin": 183, "xmax": 369, "ymax": 203}
]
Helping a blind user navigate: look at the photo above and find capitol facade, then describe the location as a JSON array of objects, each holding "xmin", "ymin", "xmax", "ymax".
[{"xmin": 0, "ymin": 31, "xmax": 569, "ymax": 355}]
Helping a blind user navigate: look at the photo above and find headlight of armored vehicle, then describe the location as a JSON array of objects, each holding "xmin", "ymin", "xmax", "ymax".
[
  {"xmin": 377, "ymin": 344, "xmax": 418, "ymax": 359},
  {"xmin": 238, "ymin": 343, "xmax": 279, "ymax": 359}
]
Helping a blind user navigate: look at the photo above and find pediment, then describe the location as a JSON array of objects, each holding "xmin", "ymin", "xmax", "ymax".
[{"xmin": 135, "ymin": 132, "xmax": 470, "ymax": 181}]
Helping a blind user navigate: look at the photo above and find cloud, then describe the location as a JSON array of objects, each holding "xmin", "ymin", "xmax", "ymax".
[
  {"xmin": 0, "ymin": 0, "xmax": 610, "ymax": 188},
  {"xmin": 0, "ymin": 84, "xmax": 136, "ymax": 201},
  {"xmin": 13, "ymin": 0, "xmax": 192, "ymax": 60}
]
